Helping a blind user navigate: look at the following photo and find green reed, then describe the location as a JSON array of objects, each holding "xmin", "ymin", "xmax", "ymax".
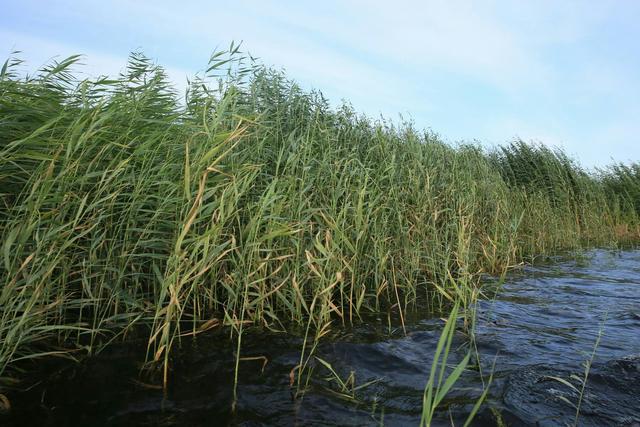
[{"xmin": 0, "ymin": 46, "xmax": 638, "ymax": 395}]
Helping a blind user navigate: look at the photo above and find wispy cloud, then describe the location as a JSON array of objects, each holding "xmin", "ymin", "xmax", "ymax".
[
  {"xmin": 1, "ymin": 0, "xmax": 639, "ymax": 167},
  {"xmin": 0, "ymin": 28, "xmax": 192, "ymax": 94}
]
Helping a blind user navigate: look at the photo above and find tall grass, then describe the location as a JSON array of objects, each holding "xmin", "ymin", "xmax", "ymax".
[
  {"xmin": 0, "ymin": 47, "xmax": 638, "ymax": 392},
  {"xmin": 599, "ymin": 163, "xmax": 640, "ymax": 220}
]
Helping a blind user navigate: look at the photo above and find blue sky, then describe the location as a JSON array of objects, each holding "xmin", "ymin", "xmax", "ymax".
[{"xmin": 2, "ymin": 0, "xmax": 639, "ymax": 168}]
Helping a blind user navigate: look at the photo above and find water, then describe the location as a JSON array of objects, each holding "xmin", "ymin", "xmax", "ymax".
[{"xmin": 3, "ymin": 249, "xmax": 640, "ymax": 426}]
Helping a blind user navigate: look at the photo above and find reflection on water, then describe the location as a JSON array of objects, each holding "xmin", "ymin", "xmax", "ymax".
[{"xmin": 4, "ymin": 250, "xmax": 640, "ymax": 426}]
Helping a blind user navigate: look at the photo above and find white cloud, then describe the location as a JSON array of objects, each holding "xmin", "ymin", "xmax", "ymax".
[
  {"xmin": 2, "ymin": 0, "xmax": 639, "ymax": 166},
  {"xmin": 0, "ymin": 28, "xmax": 191, "ymax": 94}
]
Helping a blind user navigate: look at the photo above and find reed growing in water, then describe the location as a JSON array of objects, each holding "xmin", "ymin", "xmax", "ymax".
[{"xmin": 0, "ymin": 47, "xmax": 638, "ymax": 391}]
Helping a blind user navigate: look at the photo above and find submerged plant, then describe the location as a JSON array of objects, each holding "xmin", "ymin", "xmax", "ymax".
[
  {"xmin": 547, "ymin": 316, "xmax": 606, "ymax": 427},
  {"xmin": 315, "ymin": 356, "xmax": 381, "ymax": 402}
]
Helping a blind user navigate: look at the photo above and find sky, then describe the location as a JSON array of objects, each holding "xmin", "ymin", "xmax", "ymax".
[{"xmin": 2, "ymin": 0, "xmax": 639, "ymax": 168}]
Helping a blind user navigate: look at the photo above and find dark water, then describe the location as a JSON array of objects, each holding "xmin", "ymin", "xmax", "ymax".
[{"xmin": 3, "ymin": 250, "xmax": 640, "ymax": 426}]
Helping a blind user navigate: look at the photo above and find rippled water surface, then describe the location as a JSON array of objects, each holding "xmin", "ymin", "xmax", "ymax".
[{"xmin": 4, "ymin": 249, "xmax": 640, "ymax": 426}]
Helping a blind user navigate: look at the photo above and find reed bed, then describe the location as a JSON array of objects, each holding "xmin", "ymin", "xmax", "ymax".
[{"xmin": 0, "ymin": 47, "xmax": 638, "ymax": 391}]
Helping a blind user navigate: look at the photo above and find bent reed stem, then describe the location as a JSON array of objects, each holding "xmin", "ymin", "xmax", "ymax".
[{"xmin": 0, "ymin": 46, "xmax": 639, "ymax": 394}]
